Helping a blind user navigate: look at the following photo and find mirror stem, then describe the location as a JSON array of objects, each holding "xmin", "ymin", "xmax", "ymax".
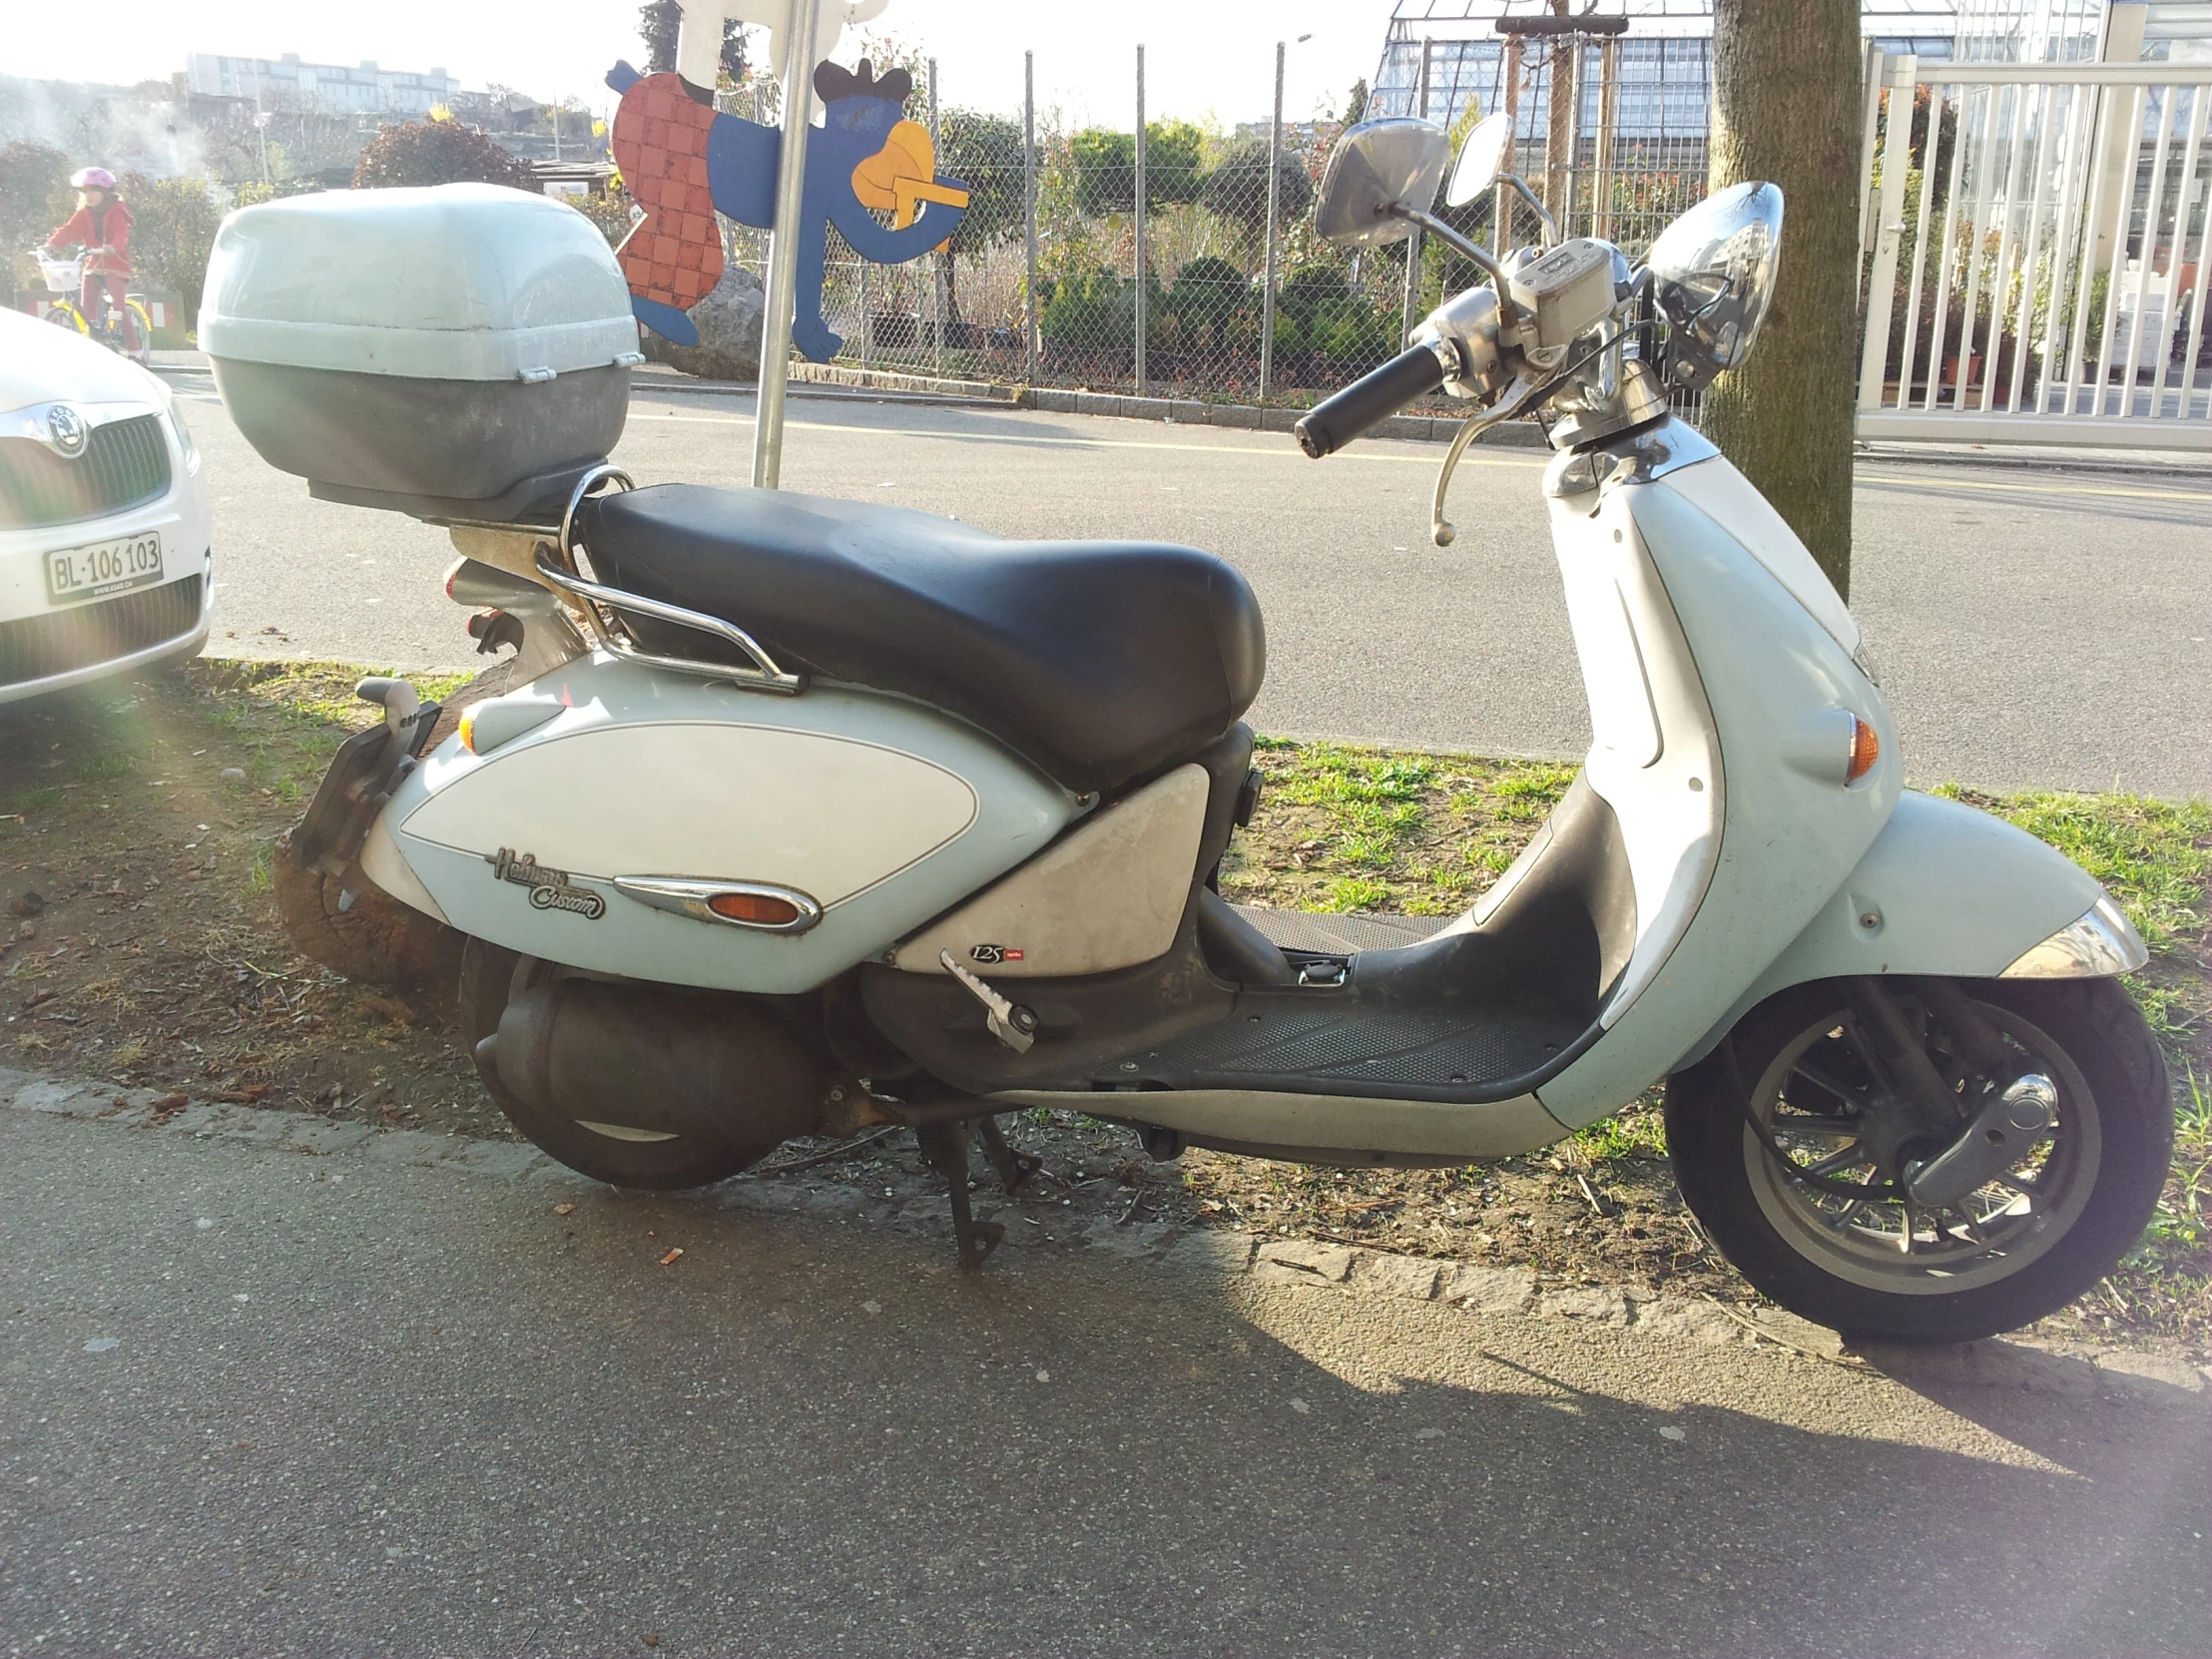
[
  {"xmin": 1385, "ymin": 205, "xmax": 1506, "ymax": 285},
  {"xmin": 1499, "ymin": 176, "xmax": 1559, "ymax": 249}
]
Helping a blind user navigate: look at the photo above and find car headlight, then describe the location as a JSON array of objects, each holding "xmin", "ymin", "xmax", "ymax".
[{"xmin": 163, "ymin": 389, "xmax": 200, "ymax": 470}]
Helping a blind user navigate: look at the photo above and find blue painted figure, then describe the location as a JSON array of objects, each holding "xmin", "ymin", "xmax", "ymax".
[{"xmin": 606, "ymin": 58, "xmax": 968, "ymax": 360}]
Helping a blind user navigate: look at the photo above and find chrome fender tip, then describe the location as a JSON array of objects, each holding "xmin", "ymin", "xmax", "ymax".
[{"xmin": 1999, "ymin": 894, "xmax": 2147, "ymax": 979}]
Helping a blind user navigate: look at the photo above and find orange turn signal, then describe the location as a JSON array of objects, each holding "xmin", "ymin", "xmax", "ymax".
[
  {"xmin": 1846, "ymin": 715, "xmax": 1881, "ymax": 784},
  {"xmin": 457, "ymin": 708, "xmax": 478, "ymax": 754},
  {"xmin": 708, "ymin": 890, "xmax": 804, "ymax": 927}
]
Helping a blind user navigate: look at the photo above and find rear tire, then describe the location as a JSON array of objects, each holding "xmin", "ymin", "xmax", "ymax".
[
  {"xmin": 1666, "ymin": 977, "xmax": 2171, "ymax": 1344},
  {"xmin": 458, "ymin": 940, "xmax": 774, "ymax": 1190}
]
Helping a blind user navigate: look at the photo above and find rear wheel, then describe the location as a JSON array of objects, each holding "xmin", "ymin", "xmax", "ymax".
[
  {"xmin": 1666, "ymin": 977, "xmax": 2171, "ymax": 1344},
  {"xmin": 458, "ymin": 939, "xmax": 774, "ymax": 1190}
]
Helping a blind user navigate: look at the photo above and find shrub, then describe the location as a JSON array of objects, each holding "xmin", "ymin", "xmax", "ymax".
[
  {"xmin": 351, "ymin": 121, "xmax": 537, "ymax": 191},
  {"xmin": 1199, "ymin": 139, "xmax": 1315, "ymax": 241},
  {"xmin": 1167, "ymin": 254, "xmax": 1252, "ymax": 346},
  {"xmin": 118, "ymin": 173, "xmax": 225, "ymax": 321}
]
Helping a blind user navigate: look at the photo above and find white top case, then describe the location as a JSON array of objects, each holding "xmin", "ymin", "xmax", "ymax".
[{"xmin": 200, "ymin": 183, "xmax": 641, "ymax": 383}]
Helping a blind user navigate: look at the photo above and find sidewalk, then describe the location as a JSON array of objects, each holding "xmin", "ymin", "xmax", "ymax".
[{"xmin": 4, "ymin": 1068, "xmax": 2206, "ymax": 1654}]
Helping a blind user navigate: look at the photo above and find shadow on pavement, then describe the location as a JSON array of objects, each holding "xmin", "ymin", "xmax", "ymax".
[{"xmin": 6, "ymin": 1108, "xmax": 2202, "ymax": 1658}]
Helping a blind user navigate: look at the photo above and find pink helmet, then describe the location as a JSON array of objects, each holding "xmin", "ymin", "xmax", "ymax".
[{"xmin": 70, "ymin": 167, "xmax": 117, "ymax": 190}]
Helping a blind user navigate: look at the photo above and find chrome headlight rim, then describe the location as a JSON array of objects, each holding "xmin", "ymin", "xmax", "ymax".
[{"xmin": 1999, "ymin": 894, "xmax": 2147, "ymax": 979}]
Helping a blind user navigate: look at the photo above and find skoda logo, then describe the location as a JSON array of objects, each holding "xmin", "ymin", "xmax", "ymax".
[{"xmin": 45, "ymin": 403, "xmax": 87, "ymax": 458}]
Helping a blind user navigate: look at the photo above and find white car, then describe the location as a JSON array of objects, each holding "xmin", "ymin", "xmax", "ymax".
[{"xmin": 1, "ymin": 307, "xmax": 212, "ymax": 704}]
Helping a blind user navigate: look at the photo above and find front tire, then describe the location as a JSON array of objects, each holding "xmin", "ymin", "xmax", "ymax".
[{"xmin": 1667, "ymin": 977, "xmax": 2171, "ymax": 1344}]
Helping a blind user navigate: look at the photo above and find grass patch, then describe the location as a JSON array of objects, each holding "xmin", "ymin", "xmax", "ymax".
[{"xmin": 1220, "ymin": 740, "xmax": 1578, "ymax": 916}]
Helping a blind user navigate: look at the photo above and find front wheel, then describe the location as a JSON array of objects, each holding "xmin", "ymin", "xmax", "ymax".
[
  {"xmin": 1666, "ymin": 977, "xmax": 2171, "ymax": 1344},
  {"xmin": 125, "ymin": 298, "xmax": 154, "ymax": 364}
]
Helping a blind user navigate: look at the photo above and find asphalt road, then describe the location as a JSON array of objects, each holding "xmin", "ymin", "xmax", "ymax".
[
  {"xmin": 4, "ymin": 1101, "xmax": 2208, "ymax": 1657},
  {"xmin": 175, "ymin": 375, "xmax": 2212, "ymax": 797}
]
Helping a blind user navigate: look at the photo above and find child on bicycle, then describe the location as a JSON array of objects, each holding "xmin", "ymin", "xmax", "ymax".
[{"xmin": 44, "ymin": 167, "xmax": 138, "ymax": 352}]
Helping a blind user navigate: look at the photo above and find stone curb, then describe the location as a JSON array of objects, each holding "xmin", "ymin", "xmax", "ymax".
[
  {"xmin": 670, "ymin": 359, "xmax": 1553, "ymax": 449},
  {"xmin": 6, "ymin": 1064, "xmax": 2205, "ymax": 1404},
  {"xmin": 154, "ymin": 353, "xmax": 2202, "ymax": 472}
]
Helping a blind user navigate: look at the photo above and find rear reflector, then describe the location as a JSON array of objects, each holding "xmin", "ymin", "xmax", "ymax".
[
  {"xmin": 709, "ymin": 890, "xmax": 804, "ymax": 926},
  {"xmin": 1847, "ymin": 716, "xmax": 1881, "ymax": 784}
]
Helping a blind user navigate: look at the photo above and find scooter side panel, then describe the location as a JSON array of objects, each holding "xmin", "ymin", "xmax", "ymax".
[
  {"xmin": 1536, "ymin": 455, "xmax": 1899, "ymax": 1128},
  {"xmin": 1679, "ymin": 788, "xmax": 2107, "ymax": 1067},
  {"xmin": 375, "ymin": 656, "xmax": 1081, "ymax": 994}
]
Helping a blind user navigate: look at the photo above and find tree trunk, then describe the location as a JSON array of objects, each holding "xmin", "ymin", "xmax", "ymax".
[{"xmin": 1703, "ymin": 0, "xmax": 1862, "ymax": 598}]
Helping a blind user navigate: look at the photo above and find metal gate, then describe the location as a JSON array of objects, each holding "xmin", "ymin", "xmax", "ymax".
[{"xmin": 1856, "ymin": 51, "xmax": 2212, "ymax": 448}]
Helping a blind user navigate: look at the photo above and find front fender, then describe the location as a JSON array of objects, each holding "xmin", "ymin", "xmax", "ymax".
[{"xmin": 1683, "ymin": 790, "xmax": 2114, "ymax": 1065}]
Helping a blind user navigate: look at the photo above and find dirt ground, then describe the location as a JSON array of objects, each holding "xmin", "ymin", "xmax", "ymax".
[{"xmin": 2, "ymin": 659, "xmax": 2204, "ymax": 1361}]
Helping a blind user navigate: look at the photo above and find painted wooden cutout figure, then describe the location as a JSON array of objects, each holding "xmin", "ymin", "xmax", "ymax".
[{"xmin": 606, "ymin": 56, "xmax": 968, "ymax": 358}]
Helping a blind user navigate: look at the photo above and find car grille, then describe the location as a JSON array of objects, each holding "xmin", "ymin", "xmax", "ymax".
[
  {"xmin": 0, "ymin": 414, "xmax": 173, "ymax": 529},
  {"xmin": 0, "ymin": 573, "xmax": 204, "ymax": 689}
]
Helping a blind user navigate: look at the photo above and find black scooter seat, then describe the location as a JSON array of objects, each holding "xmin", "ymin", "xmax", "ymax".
[{"xmin": 578, "ymin": 485, "xmax": 1266, "ymax": 795}]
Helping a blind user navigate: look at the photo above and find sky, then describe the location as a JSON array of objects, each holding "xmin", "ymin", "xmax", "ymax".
[{"xmin": 8, "ymin": 1, "xmax": 1401, "ymax": 130}]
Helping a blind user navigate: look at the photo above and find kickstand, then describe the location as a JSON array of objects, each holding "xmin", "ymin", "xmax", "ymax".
[
  {"xmin": 975, "ymin": 1114, "xmax": 1043, "ymax": 1194},
  {"xmin": 914, "ymin": 1120, "xmax": 1006, "ymax": 1272}
]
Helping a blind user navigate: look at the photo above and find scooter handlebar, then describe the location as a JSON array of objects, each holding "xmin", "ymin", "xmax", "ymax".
[{"xmin": 1295, "ymin": 343, "xmax": 1448, "ymax": 459}]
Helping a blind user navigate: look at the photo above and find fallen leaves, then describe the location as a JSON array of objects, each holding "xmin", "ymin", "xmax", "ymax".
[{"xmin": 553, "ymin": 1203, "xmax": 576, "ymax": 1217}]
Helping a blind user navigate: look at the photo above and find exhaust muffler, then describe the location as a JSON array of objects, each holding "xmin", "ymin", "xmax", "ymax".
[{"xmin": 483, "ymin": 977, "xmax": 836, "ymax": 1151}]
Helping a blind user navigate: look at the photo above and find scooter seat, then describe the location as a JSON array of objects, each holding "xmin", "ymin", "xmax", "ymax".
[{"xmin": 577, "ymin": 484, "xmax": 1266, "ymax": 795}]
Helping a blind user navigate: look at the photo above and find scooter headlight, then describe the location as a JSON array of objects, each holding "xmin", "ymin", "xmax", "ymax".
[{"xmin": 1646, "ymin": 181, "xmax": 1784, "ymax": 393}]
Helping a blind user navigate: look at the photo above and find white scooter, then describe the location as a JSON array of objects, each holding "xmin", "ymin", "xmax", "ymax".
[{"xmin": 204, "ymin": 129, "xmax": 2170, "ymax": 1344}]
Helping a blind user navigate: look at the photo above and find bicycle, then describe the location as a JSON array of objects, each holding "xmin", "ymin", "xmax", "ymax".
[{"xmin": 34, "ymin": 247, "xmax": 153, "ymax": 366}]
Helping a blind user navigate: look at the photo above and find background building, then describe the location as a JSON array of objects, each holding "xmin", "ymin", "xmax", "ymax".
[{"xmin": 184, "ymin": 54, "xmax": 459, "ymax": 117}]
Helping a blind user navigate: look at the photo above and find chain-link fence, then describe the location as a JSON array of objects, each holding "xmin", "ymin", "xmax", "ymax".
[{"xmin": 711, "ymin": 39, "xmax": 1703, "ymax": 408}]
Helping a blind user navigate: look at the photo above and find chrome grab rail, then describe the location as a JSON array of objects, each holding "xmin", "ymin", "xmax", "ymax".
[{"xmin": 535, "ymin": 464, "xmax": 807, "ymax": 696}]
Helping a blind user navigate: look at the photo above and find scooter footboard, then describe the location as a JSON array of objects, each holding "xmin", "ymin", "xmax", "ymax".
[{"xmin": 353, "ymin": 656, "xmax": 1082, "ymax": 995}]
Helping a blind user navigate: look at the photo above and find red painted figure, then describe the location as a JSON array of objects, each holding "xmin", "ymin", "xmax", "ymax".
[{"xmin": 46, "ymin": 167, "xmax": 139, "ymax": 352}]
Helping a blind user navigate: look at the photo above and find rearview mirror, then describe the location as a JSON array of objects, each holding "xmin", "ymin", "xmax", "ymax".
[
  {"xmin": 1314, "ymin": 118, "xmax": 1451, "ymax": 247},
  {"xmin": 1444, "ymin": 113, "xmax": 1513, "ymax": 208}
]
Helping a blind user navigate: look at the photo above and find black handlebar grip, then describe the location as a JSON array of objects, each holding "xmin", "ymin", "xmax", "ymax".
[{"xmin": 1294, "ymin": 343, "xmax": 1448, "ymax": 459}]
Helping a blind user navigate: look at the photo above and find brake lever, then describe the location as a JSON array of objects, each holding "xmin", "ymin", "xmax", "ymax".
[{"xmin": 1430, "ymin": 373, "xmax": 1548, "ymax": 548}]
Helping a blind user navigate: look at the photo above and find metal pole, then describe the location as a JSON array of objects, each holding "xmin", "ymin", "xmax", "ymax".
[
  {"xmin": 752, "ymin": 0, "xmax": 824, "ymax": 490},
  {"xmin": 1024, "ymin": 51, "xmax": 1038, "ymax": 380},
  {"xmin": 859, "ymin": 263, "xmax": 871, "ymax": 370},
  {"xmin": 1562, "ymin": 38, "xmax": 1583, "ymax": 241},
  {"xmin": 1402, "ymin": 36, "xmax": 1430, "ymax": 342},
  {"xmin": 1260, "ymin": 39, "xmax": 1285, "ymax": 398},
  {"xmin": 1134, "ymin": 43, "xmax": 1147, "ymax": 395},
  {"xmin": 929, "ymin": 58, "xmax": 944, "ymax": 376},
  {"xmin": 1498, "ymin": 35, "xmax": 1522, "ymax": 252}
]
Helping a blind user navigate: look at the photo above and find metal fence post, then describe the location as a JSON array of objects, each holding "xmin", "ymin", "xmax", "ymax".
[
  {"xmin": 928, "ymin": 58, "xmax": 944, "ymax": 377},
  {"xmin": 1260, "ymin": 39, "xmax": 1285, "ymax": 399},
  {"xmin": 859, "ymin": 264, "xmax": 871, "ymax": 369},
  {"xmin": 1024, "ymin": 51, "xmax": 1038, "ymax": 381},
  {"xmin": 1134, "ymin": 43, "xmax": 1148, "ymax": 395},
  {"xmin": 1402, "ymin": 35, "xmax": 1430, "ymax": 343},
  {"xmin": 752, "ymin": 0, "xmax": 824, "ymax": 490},
  {"xmin": 1498, "ymin": 35, "xmax": 1522, "ymax": 251},
  {"xmin": 1856, "ymin": 53, "xmax": 1917, "ymax": 413}
]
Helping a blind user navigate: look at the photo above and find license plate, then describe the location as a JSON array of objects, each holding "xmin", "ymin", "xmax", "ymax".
[{"xmin": 46, "ymin": 532, "xmax": 163, "ymax": 606}]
